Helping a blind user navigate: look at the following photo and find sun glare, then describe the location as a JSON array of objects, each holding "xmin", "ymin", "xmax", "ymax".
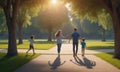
[
  {"xmin": 51, "ymin": 0, "xmax": 57, "ymax": 4},
  {"xmin": 65, "ymin": 3, "xmax": 71, "ymax": 11}
]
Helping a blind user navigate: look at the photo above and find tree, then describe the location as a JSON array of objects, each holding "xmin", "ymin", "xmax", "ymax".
[
  {"xmin": 70, "ymin": 13, "xmax": 111, "ymax": 41},
  {"xmin": 0, "ymin": 0, "xmax": 21, "ymax": 56},
  {"xmin": 0, "ymin": 0, "xmax": 48, "ymax": 56},
  {"xmin": 17, "ymin": 4, "xmax": 41, "ymax": 44},
  {"xmin": 98, "ymin": 1, "xmax": 120, "ymax": 58},
  {"xmin": 36, "ymin": 3, "xmax": 69, "ymax": 41},
  {"xmin": 67, "ymin": 0, "xmax": 120, "ymax": 59},
  {"xmin": 80, "ymin": 20, "xmax": 109, "ymax": 41}
]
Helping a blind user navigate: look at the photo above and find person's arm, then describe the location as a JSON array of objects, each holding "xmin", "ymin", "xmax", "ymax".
[
  {"xmin": 69, "ymin": 34, "xmax": 72, "ymax": 43},
  {"xmin": 80, "ymin": 38, "xmax": 82, "ymax": 43},
  {"xmin": 85, "ymin": 42, "xmax": 86, "ymax": 48},
  {"xmin": 78, "ymin": 33, "xmax": 81, "ymax": 40},
  {"xmin": 33, "ymin": 39, "xmax": 35, "ymax": 43},
  {"xmin": 61, "ymin": 34, "xmax": 65, "ymax": 38},
  {"xmin": 68, "ymin": 38, "xmax": 71, "ymax": 43},
  {"xmin": 54, "ymin": 36, "xmax": 57, "ymax": 42}
]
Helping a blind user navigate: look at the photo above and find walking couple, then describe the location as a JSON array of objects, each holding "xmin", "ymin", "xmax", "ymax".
[{"xmin": 55, "ymin": 28, "xmax": 86, "ymax": 57}]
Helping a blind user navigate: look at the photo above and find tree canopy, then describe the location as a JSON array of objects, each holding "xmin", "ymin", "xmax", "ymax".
[
  {"xmin": 0, "ymin": 0, "xmax": 120, "ymax": 58},
  {"xmin": 0, "ymin": 0, "xmax": 51, "ymax": 56},
  {"xmin": 67, "ymin": 0, "xmax": 112, "ymax": 29},
  {"xmin": 35, "ymin": 2, "xmax": 69, "ymax": 41},
  {"xmin": 66, "ymin": 0, "xmax": 120, "ymax": 58}
]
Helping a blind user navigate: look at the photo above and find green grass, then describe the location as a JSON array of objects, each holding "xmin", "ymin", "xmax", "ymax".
[
  {"xmin": 86, "ymin": 40, "xmax": 114, "ymax": 50},
  {"xmin": 18, "ymin": 40, "xmax": 56, "ymax": 50},
  {"xmin": 95, "ymin": 53, "xmax": 120, "ymax": 69},
  {"xmin": 0, "ymin": 40, "xmax": 56, "ymax": 50},
  {"xmin": 0, "ymin": 40, "xmax": 114, "ymax": 50},
  {"xmin": 0, "ymin": 53, "xmax": 40, "ymax": 72}
]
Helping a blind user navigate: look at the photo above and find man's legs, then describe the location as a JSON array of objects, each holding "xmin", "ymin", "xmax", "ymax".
[
  {"xmin": 73, "ymin": 43, "xmax": 75, "ymax": 56},
  {"xmin": 75, "ymin": 43, "xmax": 78, "ymax": 56}
]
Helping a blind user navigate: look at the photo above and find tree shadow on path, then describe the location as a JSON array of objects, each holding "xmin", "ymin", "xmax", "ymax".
[
  {"xmin": 48, "ymin": 55, "xmax": 66, "ymax": 70},
  {"xmin": 70, "ymin": 56, "xmax": 96, "ymax": 69}
]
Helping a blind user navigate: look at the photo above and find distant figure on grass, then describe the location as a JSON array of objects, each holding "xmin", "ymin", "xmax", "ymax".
[
  {"xmin": 26, "ymin": 35, "xmax": 35, "ymax": 54},
  {"xmin": 69, "ymin": 28, "xmax": 80, "ymax": 56},
  {"xmin": 55, "ymin": 30, "xmax": 64, "ymax": 55},
  {"xmin": 80, "ymin": 38, "xmax": 86, "ymax": 57}
]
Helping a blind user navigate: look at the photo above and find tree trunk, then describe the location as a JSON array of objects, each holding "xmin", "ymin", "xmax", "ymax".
[
  {"xmin": 112, "ymin": 5, "xmax": 120, "ymax": 59},
  {"xmin": 18, "ymin": 23, "xmax": 23, "ymax": 44},
  {"xmin": 102, "ymin": 28, "xmax": 106, "ymax": 42},
  {"xmin": 48, "ymin": 28, "xmax": 52, "ymax": 42},
  {"xmin": 4, "ymin": 8, "xmax": 18, "ymax": 56},
  {"xmin": 3, "ymin": 0, "xmax": 20, "ymax": 56},
  {"xmin": 98, "ymin": 0, "xmax": 120, "ymax": 59},
  {"xmin": 7, "ymin": 20, "xmax": 18, "ymax": 56}
]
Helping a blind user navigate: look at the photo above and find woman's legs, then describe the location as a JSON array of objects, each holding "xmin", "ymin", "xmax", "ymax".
[{"xmin": 57, "ymin": 43, "xmax": 62, "ymax": 54}]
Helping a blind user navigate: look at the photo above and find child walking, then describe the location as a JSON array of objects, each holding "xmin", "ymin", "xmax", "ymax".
[
  {"xmin": 26, "ymin": 35, "xmax": 35, "ymax": 54},
  {"xmin": 81, "ymin": 38, "xmax": 86, "ymax": 56}
]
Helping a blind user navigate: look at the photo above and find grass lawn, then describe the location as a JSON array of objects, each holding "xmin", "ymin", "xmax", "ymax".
[
  {"xmin": 95, "ymin": 53, "xmax": 120, "ymax": 69},
  {"xmin": 0, "ymin": 40, "xmax": 114, "ymax": 50},
  {"xmin": 86, "ymin": 40, "xmax": 114, "ymax": 50},
  {"xmin": 0, "ymin": 53, "xmax": 40, "ymax": 72},
  {"xmin": 0, "ymin": 40, "xmax": 56, "ymax": 50}
]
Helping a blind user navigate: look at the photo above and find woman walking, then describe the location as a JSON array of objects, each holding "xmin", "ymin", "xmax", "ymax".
[{"xmin": 55, "ymin": 30, "xmax": 64, "ymax": 55}]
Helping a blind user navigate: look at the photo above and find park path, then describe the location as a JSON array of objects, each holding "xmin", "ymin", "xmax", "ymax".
[
  {"xmin": 14, "ymin": 43, "xmax": 120, "ymax": 72},
  {"xmin": 0, "ymin": 43, "xmax": 114, "ymax": 54}
]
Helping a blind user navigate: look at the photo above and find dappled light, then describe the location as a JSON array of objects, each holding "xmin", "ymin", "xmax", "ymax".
[
  {"xmin": 65, "ymin": 3, "xmax": 71, "ymax": 11},
  {"xmin": 51, "ymin": 0, "xmax": 57, "ymax": 5},
  {"xmin": 0, "ymin": 53, "xmax": 39, "ymax": 72},
  {"xmin": 0, "ymin": 0, "xmax": 120, "ymax": 72}
]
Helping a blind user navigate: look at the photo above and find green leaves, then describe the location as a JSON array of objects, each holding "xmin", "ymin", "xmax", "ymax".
[
  {"xmin": 0, "ymin": 9, "xmax": 7, "ymax": 32},
  {"xmin": 97, "ymin": 10, "xmax": 112, "ymax": 30},
  {"xmin": 68, "ymin": 0, "xmax": 112, "ymax": 30},
  {"xmin": 70, "ymin": 0, "xmax": 101, "ymax": 21}
]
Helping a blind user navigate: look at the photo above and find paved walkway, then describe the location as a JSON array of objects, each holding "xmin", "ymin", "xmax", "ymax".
[
  {"xmin": 0, "ymin": 43, "xmax": 114, "ymax": 55},
  {"xmin": 15, "ymin": 55, "xmax": 120, "ymax": 72},
  {"xmin": 1, "ymin": 44, "xmax": 119, "ymax": 72}
]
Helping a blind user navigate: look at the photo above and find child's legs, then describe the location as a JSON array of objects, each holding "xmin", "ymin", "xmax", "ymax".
[
  {"xmin": 32, "ymin": 46, "xmax": 35, "ymax": 53},
  {"xmin": 31, "ymin": 47, "xmax": 34, "ymax": 53},
  {"xmin": 81, "ymin": 48, "xmax": 85, "ymax": 55},
  {"xmin": 26, "ymin": 45, "xmax": 32, "ymax": 53},
  {"xmin": 29, "ymin": 45, "xmax": 35, "ymax": 54}
]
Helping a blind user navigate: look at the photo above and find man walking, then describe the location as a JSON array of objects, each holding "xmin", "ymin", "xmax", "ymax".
[{"xmin": 69, "ymin": 28, "xmax": 80, "ymax": 56}]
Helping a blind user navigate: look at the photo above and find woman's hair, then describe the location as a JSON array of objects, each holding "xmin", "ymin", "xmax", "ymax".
[{"xmin": 55, "ymin": 30, "xmax": 61, "ymax": 37}]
